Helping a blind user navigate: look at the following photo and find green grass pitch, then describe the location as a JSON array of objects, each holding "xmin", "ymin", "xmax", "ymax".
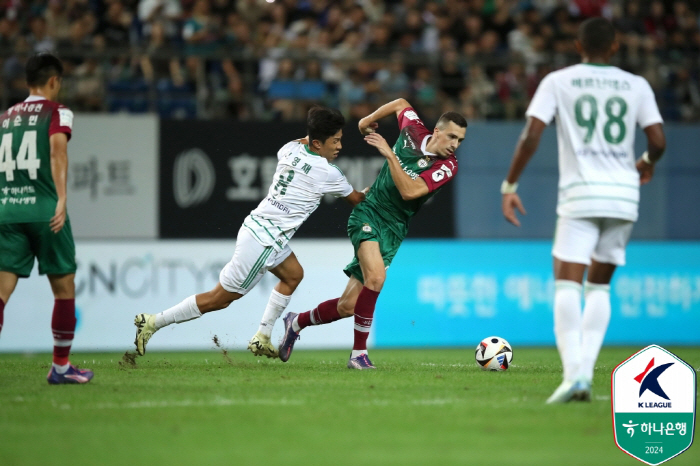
[{"xmin": 1, "ymin": 347, "xmax": 698, "ymax": 466}]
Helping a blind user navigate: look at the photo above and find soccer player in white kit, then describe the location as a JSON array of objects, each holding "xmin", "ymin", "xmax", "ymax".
[
  {"xmin": 501, "ymin": 18, "xmax": 666, "ymax": 403},
  {"xmin": 134, "ymin": 107, "xmax": 367, "ymax": 357}
]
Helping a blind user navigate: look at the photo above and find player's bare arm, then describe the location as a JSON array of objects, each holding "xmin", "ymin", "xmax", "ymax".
[
  {"xmin": 636, "ymin": 123, "xmax": 666, "ymax": 185},
  {"xmin": 344, "ymin": 189, "xmax": 367, "ymax": 207},
  {"xmin": 358, "ymin": 98, "xmax": 412, "ymax": 135},
  {"xmin": 364, "ymin": 132, "xmax": 429, "ymax": 200},
  {"xmin": 49, "ymin": 132, "xmax": 69, "ymax": 233},
  {"xmin": 502, "ymin": 116, "xmax": 547, "ymax": 227}
]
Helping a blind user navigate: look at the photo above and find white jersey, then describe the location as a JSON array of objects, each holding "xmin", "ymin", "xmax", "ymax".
[
  {"xmin": 526, "ymin": 63, "xmax": 663, "ymax": 221},
  {"xmin": 242, "ymin": 140, "xmax": 354, "ymax": 251}
]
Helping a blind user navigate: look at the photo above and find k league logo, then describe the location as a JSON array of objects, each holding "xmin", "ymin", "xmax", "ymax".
[
  {"xmin": 612, "ymin": 345, "xmax": 696, "ymax": 465},
  {"xmin": 636, "ymin": 358, "xmax": 673, "ymax": 406}
]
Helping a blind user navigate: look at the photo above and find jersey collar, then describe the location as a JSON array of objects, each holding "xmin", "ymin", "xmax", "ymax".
[
  {"xmin": 304, "ymin": 144, "xmax": 320, "ymax": 156},
  {"xmin": 420, "ymin": 135, "xmax": 436, "ymax": 156},
  {"xmin": 24, "ymin": 95, "xmax": 48, "ymax": 102}
]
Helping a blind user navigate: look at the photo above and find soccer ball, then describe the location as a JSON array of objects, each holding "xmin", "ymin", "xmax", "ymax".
[{"xmin": 475, "ymin": 336, "xmax": 513, "ymax": 371}]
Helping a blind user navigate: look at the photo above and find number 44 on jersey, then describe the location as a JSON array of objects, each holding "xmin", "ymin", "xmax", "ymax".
[{"xmin": 0, "ymin": 130, "xmax": 40, "ymax": 181}]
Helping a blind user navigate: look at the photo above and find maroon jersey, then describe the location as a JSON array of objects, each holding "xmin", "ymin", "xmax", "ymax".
[{"xmin": 0, "ymin": 96, "xmax": 72, "ymax": 223}]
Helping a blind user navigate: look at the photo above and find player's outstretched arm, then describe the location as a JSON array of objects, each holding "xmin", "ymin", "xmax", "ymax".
[
  {"xmin": 49, "ymin": 133, "xmax": 69, "ymax": 233},
  {"xmin": 365, "ymin": 132, "xmax": 428, "ymax": 200},
  {"xmin": 358, "ymin": 98, "xmax": 412, "ymax": 135},
  {"xmin": 344, "ymin": 188, "xmax": 368, "ymax": 207},
  {"xmin": 502, "ymin": 116, "xmax": 546, "ymax": 227},
  {"xmin": 636, "ymin": 123, "xmax": 666, "ymax": 185}
]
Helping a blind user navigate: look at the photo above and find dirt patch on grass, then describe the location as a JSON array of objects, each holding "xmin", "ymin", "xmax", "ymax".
[
  {"xmin": 119, "ymin": 351, "xmax": 138, "ymax": 368},
  {"xmin": 212, "ymin": 335, "xmax": 234, "ymax": 365}
]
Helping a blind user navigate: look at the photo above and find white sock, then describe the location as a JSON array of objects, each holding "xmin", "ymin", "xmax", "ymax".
[
  {"xmin": 257, "ymin": 290, "xmax": 291, "ymax": 338},
  {"xmin": 154, "ymin": 295, "xmax": 202, "ymax": 330},
  {"xmin": 579, "ymin": 282, "xmax": 611, "ymax": 382},
  {"xmin": 292, "ymin": 316, "xmax": 301, "ymax": 333},
  {"xmin": 53, "ymin": 363, "xmax": 70, "ymax": 374},
  {"xmin": 351, "ymin": 349, "xmax": 367, "ymax": 358},
  {"xmin": 554, "ymin": 280, "xmax": 583, "ymax": 383}
]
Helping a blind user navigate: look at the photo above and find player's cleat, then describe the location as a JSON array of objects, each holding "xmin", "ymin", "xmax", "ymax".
[
  {"xmin": 278, "ymin": 312, "xmax": 300, "ymax": 362},
  {"xmin": 248, "ymin": 332, "xmax": 279, "ymax": 359},
  {"xmin": 47, "ymin": 364, "xmax": 94, "ymax": 385},
  {"xmin": 546, "ymin": 380, "xmax": 580, "ymax": 404},
  {"xmin": 572, "ymin": 379, "xmax": 592, "ymax": 402},
  {"xmin": 134, "ymin": 313, "xmax": 157, "ymax": 356},
  {"xmin": 347, "ymin": 353, "xmax": 376, "ymax": 370}
]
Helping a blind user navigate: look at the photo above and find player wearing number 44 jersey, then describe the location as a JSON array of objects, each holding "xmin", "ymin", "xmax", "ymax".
[
  {"xmin": 501, "ymin": 18, "xmax": 666, "ymax": 403},
  {"xmin": 0, "ymin": 53, "xmax": 93, "ymax": 384},
  {"xmin": 134, "ymin": 107, "xmax": 367, "ymax": 357},
  {"xmin": 277, "ymin": 99, "xmax": 467, "ymax": 369}
]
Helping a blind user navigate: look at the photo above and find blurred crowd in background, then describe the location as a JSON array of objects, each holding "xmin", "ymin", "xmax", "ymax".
[{"xmin": 1, "ymin": 0, "xmax": 698, "ymax": 121}]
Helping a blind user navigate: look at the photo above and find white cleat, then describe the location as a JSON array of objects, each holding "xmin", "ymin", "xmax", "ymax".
[
  {"xmin": 247, "ymin": 332, "xmax": 279, "ymax": 359},
  {"xmin": 134, "ymin": 313, "xmax": 157, "ymax": 356},
  {"xmin": 546, "ymin": 380, "xmax": 579, "ymax": 404}
]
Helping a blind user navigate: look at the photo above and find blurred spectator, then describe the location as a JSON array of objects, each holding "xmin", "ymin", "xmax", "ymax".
[
  {"xmin": 28, "ymin": 16, "xmax": 56, "ymax": 52},
  {"xmin": 376, "ymin": 54, "xmax": 410, "ymax": 100},
  {"xmin": 140, "ymin": 21, "xmax": 184, "ymax": 87},
  {"xmin": 438, "ymin": 49, "xmax": 464, "ymax": 102},
  {"xmin": 98, "ymin": 1, "xmax": 133, "ymax": 48},
  {"xmin": 138, "ymin": 0, "xmax": 182, "ymax": 40},
  {"xmin": 73, "ymin": 58, "xmax": 105, "ymax": 111},
  {"xmin": 44, "ymin": 0, "xmax": 71, "ymax": 43}
]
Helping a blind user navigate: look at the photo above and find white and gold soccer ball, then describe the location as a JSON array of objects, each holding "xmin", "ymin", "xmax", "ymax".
[{"xmin": 475, "ymin": 336, "xmax": 513, "ymax": 371}]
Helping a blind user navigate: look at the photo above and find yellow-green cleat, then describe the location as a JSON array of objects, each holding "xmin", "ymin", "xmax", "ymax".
[
  {"xmin": 134, "ymin": 313, "xmax": 157, "ymax": 356},
  {"xmin": 247, "ymin": 332, "xmax": 279, "ymax": 359}
]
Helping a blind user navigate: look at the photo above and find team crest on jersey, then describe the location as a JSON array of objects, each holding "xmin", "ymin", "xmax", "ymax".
[
  {"xmin": 418, "ymin": 158, "xmax": 429, "ymax": 168},
  {"xmin": 362, "ymin": 224, "xmax": 372, "ymax": 233}
]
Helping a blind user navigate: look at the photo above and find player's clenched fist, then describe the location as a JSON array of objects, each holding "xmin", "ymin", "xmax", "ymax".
[{"xmin": 358, "ymin": 117, "xmax": 378, "ymax": 135}]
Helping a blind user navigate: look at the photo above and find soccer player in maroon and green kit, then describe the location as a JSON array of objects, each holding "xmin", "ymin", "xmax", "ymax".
[
  {"xmin": 279, "ymin": 98, "xmax": 467, "ymax": 368},
  {"xmin": 0, "ymin": 53, "xmax": 93, "ymax": 384}
]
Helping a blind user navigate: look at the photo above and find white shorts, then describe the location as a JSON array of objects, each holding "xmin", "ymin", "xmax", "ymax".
[
  {"xmin": 219, "ymin": 227, "xmax": 293, "ymax": 295},
  {"xmin": 552, "ymin": 217, "xmax": 634, "ymax": 266}
]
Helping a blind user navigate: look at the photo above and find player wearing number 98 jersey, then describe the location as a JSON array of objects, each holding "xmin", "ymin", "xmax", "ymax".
[
  {"xmin": 0, "ymin": 53, "xmax": 94, "ymax": 384},
  {"xmin": 501, "ymin": 18, "xmax": 666, "ymax": 403}
]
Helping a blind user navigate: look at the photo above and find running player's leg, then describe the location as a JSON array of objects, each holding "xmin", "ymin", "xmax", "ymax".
[
  {"xmin": 293, "ymin": 272, "xmax": 362, "ymax": 335},
  {"xmin": 547, "ymin": 217, "xmax": 598, "ymax": 403},
  {"xmin": 248, "ymin": 250, "xmax": 302, "ymax": 358},
  {"xmin": 578, "ymin": 218, "xmax": 632, "ymax": 392},
  {"xmin": 135, "ymin": 227, "xmax": 263, "ymax": 355},
  {"xmin": 350, "ymin": 240, "xmax": 385, "ymax": 359},
  {"xmin": 0, "ymin": 271, "xmax": 19, "ymax": 337}
]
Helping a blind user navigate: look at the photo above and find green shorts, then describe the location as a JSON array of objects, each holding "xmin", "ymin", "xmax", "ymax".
[
  {"xmin": 343, "ymin": 206, "xmax": 405, "ymax": 283},
  {"xmin": 0, "ymin": 219, "xmax": 77, "ymax": 278}
]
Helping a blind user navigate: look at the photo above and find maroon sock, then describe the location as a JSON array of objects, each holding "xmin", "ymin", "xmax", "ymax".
[
  {"xmin": 297, "ymin": 298, "xmax": 343, "ymax": 330},
  {"xmin": 0, "ymin": 298, "xmax": 4, "ymax": 336},
  {"xmin": 353, "ymin": 287, "xmax": 380, "ymax": 351},
  {"xmin": 51, "ymin": 299, "xmax": 76, "ymax": 366}
]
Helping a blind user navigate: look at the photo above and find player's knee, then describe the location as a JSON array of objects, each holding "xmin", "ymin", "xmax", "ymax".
[
  {"xmin": 363, "ymin": 274, "xmax": 385, "ymax": 292},
  {"xmin": 286, "ymin": 267, "xmax": 304, "ymax": 289}
]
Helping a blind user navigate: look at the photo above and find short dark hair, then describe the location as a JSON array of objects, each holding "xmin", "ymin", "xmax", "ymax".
[
  {"xmin": 436, "ymin": 111, "xmax": 467, "ymax": 130},
  {"xmin": 579, "ymin": 17, "xmax": 616, "ymax": 57},
  {"xmin": 307, "ymin": 106, "xmax": 345, "ymax": 145},
  {"xmin": 25, "ymin": 52, "xmax": 63, "ymax": 87}
]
